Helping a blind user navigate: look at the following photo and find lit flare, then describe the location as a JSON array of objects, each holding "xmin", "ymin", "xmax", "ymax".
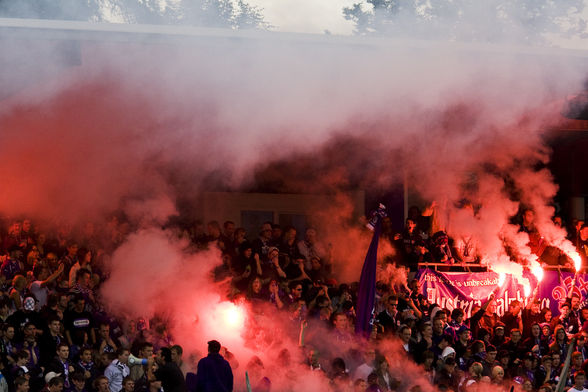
[
  {"xmin": 523, "ymin": 283, "xmax": 531, "ymax": 297},
  {"xmin": 571, "ymin": 252, "xmax": 582, "ymax": 272},
  {"xmin": 497, "ymin": 272, "xmax": 506, "ymax": 287},
  {"xmin": 530, "ymin": 264, "xmax": 544, "ymax": 283}
]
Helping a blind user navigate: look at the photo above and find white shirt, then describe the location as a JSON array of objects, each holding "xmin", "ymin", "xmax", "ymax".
[{"xmin": 105, "ymin": 360, "xmax": 129, "ymax": 392}]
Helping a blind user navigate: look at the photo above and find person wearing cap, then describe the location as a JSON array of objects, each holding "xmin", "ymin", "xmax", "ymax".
[
  {"xmin": 47, "ymin": 375, "xmax": 65, "ymax": 392},
  {"xmin": 195, "ymin": 340, "xmax": 233, "ymax": 392},
  {"xmin": 44, "ymin": 371, "xmax": 61, "ymax": 384},
  {"xmin": 454, "ymin": 325, "xmax": 471, "ymax": 367},
  {"xmin": 491, "ymin": 325, "xmax": 506, "ymax": 347}
]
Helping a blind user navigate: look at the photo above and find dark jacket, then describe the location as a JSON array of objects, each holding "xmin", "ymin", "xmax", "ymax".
[
  {"xmin": 155, "ymin": 361, "xmax": 186, "ymax": 392},
  {"xmin": 195, "ymin": 353, "xmax": 233, "ymax": 392}
]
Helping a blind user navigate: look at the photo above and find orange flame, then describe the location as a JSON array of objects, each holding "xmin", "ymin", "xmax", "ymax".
[
  {"xmin": 523, "ymin": 283, "xmax": 531, "ymax": 297},
  {"xmin": 571, "ymin": 252, "xmax": 582, "ymax": 272},
  {"xmin": 530, "ymin": 264, "xmax": 544, "ymax": 283}
]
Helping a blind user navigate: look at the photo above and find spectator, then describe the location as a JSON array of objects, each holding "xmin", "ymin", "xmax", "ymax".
[
  {"xmin": 104, "ymin": 348, "xmax": 130, "ymax": 392},
  {"xmin": 69, "ymin": 371, "xmax": 88, "ymax": 392},
  {"xmin": 154, "ymin": 347, "xmax": 186, "ymax": 392},
  {"xmin": 46, "ymin": 343, "xmax": 74, "ymax": 390},
  {"xmin": 29, "ymin": 265, "xmax": 64, "ymax": 309},
  {"xmin": 68, "ymin": 249, "xmax": 92, "ymax": 289},
  {"xmin": 568, "ymin": 370, "xmax": 588, "ymax": 392},
  {"xmin": 195, "ymin": 340, "xmax": 232, "ymax": 392}
]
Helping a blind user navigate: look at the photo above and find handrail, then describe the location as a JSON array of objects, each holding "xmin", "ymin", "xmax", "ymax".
[{"xmin": 417, "ymin": 262, "xmax": 588, "ymax": 273}]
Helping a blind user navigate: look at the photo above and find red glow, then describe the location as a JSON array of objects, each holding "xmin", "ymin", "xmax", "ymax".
[{"xmin": 214, "ymin": 301, "xmax": 246, "ymax": 333}]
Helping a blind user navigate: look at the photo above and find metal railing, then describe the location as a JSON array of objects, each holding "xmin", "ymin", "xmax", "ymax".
[{"xmin": 417, "ymin": 262, "xmax": 588, "ymax": 273}]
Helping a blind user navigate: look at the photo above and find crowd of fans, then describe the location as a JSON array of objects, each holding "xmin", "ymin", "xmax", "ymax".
[
  {"xmin": 0, "ymin": 205, "xmax": 587, "ymax": 392},
  {"xmin": 0, "ymin": 218, "xmax": 189, "ymax": 392}
]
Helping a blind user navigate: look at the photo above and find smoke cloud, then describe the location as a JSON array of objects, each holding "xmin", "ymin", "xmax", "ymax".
[{"xmin": 1, "ymin": 10, "xmax": 588, "ymax": 391}]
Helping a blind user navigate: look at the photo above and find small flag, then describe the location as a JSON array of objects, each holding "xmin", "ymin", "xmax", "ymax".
[{"xmin": 355, "ymin": 204, "xmax": 386, "ymax": 336}]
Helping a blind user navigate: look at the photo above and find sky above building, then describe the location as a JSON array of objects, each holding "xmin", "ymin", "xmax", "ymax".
[{"xmin": 244, "ymin": 0, "xmax": 357, "ymax": 35}]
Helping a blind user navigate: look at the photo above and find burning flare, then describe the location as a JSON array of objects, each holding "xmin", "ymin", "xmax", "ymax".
[
  {"xmin": 497, "ymin": 272, "xmax": 506, "ymax": 287},
  {"xmin": 212, "ymin": 301, "xmax": 246, "ymax": 335},
  {"xmin": 530, "ymin": 261, "xmax": 544, "ymax": 283},
  {"xmin": 523, "ymin": 283, "xmax": 531, "ymax": 297},
  {"xmin": 571, "ymin": 252, "xmax": 582, "ymax": 272}
]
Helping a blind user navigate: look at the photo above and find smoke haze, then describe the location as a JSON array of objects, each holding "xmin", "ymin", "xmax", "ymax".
[{"xmin": 0, "ymin": 10, "xmax": 588, "ymax": 390}]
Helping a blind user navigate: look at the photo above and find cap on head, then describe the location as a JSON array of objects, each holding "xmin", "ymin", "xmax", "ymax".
[{"xmin": 45, "ymin": 371, "xmax": 62, "ymax": 384}]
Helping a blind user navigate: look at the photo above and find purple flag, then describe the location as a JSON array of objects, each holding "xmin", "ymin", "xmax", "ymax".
[{"xmin": 355, "ymin": 210, "xmax": 383, "ymax": 336}]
